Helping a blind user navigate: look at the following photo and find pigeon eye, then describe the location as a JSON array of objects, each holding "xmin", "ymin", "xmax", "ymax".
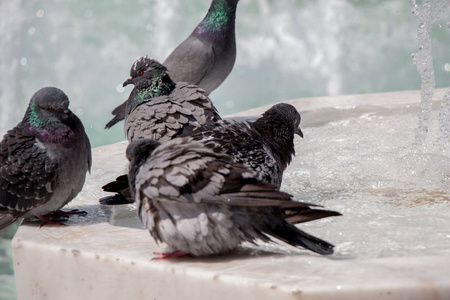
[
  {"xmin": 48, "ymin": 105, "xmax": 54, "ymax": 110},
  {"xmin": 137, "ymin": 70, "xmax": 144, "ymax": 76}
]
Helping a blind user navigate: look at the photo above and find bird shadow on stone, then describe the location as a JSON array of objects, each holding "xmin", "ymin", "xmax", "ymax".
[
  {"xmin": 20, "ymin": 204, "xmax": 114, "ymax": 228},
  {"xmin": 159, "ymin": 245, "xmax": 324, "ymax": 264}
]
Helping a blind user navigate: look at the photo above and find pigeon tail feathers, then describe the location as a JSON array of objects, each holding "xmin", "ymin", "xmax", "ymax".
[{"xmin": 267, "ymin": 221, "xmax": 335, "ymax": 255}]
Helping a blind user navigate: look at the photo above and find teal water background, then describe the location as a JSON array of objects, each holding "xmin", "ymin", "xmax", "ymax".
[{"xmin": 0, "ymin": 1, "xmax": 449, "ymax": 299}]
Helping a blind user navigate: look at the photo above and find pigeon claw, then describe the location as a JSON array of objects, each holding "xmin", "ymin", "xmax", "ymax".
[
  {"xmin": 152, "ymin": 250, "xmax": 188, "ymax": 260},
  {"xmin": 37, "ymin": 209, "xmax": 88, "ymax": 228},
  {"xmin": 37, "ymin": 213, "xmax": 69, "ymax": 228},
  {"xmin": 56, "ymin": 209, "xmax": 88, "ymax": 216}
]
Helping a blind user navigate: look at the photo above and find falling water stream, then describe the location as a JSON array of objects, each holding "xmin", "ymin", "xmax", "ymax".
[{"xmin": 279, "ymin": 0, "xmax": 450, "ymax": 258}]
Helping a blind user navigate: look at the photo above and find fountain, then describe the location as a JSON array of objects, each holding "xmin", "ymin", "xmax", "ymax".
[{"xmin": 3, "ymin": 0, "xmax": 450, "ymax": 299}]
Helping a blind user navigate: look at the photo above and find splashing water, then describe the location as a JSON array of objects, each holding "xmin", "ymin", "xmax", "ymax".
[
  {"xmin": 436, "ymin": 82, "xmax": 450, "ymax": 153},
  {"xmin": 1, "ymin": 1, "xmax": 449, "ymax": 147},
  {"xmin": 411, "ymin": 0, "xmax": 450, "ymax": 150},
  {"xmin": 277, "ymin": 1, "xmax": 450, "ymax": 259},
  {"xmin": 281, "ymin": 97, "xmax": 450, "ymax": 259}
]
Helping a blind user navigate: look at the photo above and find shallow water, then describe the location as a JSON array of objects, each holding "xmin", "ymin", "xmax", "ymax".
[
  {"xmin": 107, "ymin": 99, "xmax": 450, "ymax": 260},
  {"xmin": 281, "ymin": 101, "xmax": 450, "ymax": 259}
]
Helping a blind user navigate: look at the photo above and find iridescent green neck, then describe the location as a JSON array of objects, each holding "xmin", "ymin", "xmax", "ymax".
[
  {"xmin": 25, "ymin": 101, "xmax": 54, "ymax": 129},
  {"xmin": 197, "ymin": 0, "xmax": 235, "ymax": 34},
  {"xmin": 24, "ymin": 101, "xmax": 75, "ymax": 143},
  {"xmin": 128, "ymin": 76, "xmax": 175, "ymax": 114}
]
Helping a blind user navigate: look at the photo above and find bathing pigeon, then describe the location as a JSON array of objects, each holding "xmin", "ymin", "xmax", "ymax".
[
  {"xmin": 192, "ymin": 103, "xmax": 303, "ymax": 188},
  {"xmin": 100, "ymin": 103, "xmax": 302, "ymax": 205},
  {"xmin": 0, "ymin": 87, "xmax": 92, "ymax": 229},
  {"xmin": 105, "ymin": 0, "xmax": 239, "ymax": 129},
  {"xmin": 99, "ymin": 56, "xmax": 222, "ymax": 205},
  {"xmin": 128, "ymin": 138, "xmax": 340, "ymax": 257},
  {"xmin": 122, "ymin": 56, "xmax": 221, "ymax": 142}
]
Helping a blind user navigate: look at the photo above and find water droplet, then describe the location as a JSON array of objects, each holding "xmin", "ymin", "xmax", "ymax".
[
  {"xmin": 28, "ymin": 26, "xmax": 36, "ymax": 36},
  {"xmin": 36, "ymin": 9, "xmax": 44, "ymax": 18},
  {"xmin": 443, "ymin": 63, "xmax": 450, "ymax": 72},
  {"xmin": 76, "ymin": 108, "xmax": 84, "ymax": 116},
  {"xmin": 20, "ymin": 57, "xmax": 27, "ymax": 66},
  {"xmin": 336, "ymin": 285, "xmax": 342, "ymax": 290},
  {"xmin": 84, "ymin": 9, "xmax": 93, "ymax": 18},
  {"xmin": 116, "ymin": 84, "xmax": 125, "ymax": 93}
]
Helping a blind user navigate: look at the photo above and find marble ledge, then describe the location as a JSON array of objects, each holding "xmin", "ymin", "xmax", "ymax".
[{"xmin": 12, "ymin": 89, "xmax": 450, "ymax": 300}]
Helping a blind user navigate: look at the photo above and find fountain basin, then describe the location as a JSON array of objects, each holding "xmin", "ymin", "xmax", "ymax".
[{"xmin": 12, "ymin": 89, "xmax": 450, "ymax": 300}]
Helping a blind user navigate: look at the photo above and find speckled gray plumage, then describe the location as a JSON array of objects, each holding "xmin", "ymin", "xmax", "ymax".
[
  {"xmin": 192, "ymin": 103, "xmax": 303, "ymax": 188},
  {"xmin": 100, "ymin": 57, "xmax": 221, "ymax": 205},
  {"xmin": 128, "ymin": 138, "xmax": 340, "ymax": 257},
  {"xmin": 105, "ymin": 0, "xmax": 239, "ymax": 129},
  {"xmin": 0, "ymin": 87, "xmax": 91, "ymax": 229},
  {"xmin": 120, "ymin": 56, "xmax": 221, "ymax": 142},
  {"xmin": 100, "ymin": 103, "xmax": 300, "ymax": 205},
  {"xmin": 124, "ymin": 81, "xmax": 221, "ymax": 142}
]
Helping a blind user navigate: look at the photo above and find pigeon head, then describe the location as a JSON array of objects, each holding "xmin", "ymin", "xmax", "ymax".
[
  {"xmin": 252, "ymin": 103, "xmax": 303, "ymax": 169},
  {"xmin": 126, "ymin": 139, "xmax": 161, "ymax": 195},
  {"xmin": 272, "ymin": 103, "xmax": 303, "ymax": 138},
  {"xmin": 123, "ymin": 57, "xmax": 177, "ymax": 114},
  {"xmin": 23, "ymin": 87, "xmax": 80, "ymax": 133},
  {"xmin": 123, "ymin": 56, "xmax": 174, "ymax": 89},
  {"xmin": 21, "ymin": 87, "xmax": 85, "ymax": 145},
  {"xmin": 126, "ymin": 138, "xmax": 161, "ymax": 163},
  {"xmin": 257, "ymin": 103, "xmax": 303, "ymax": 136}
]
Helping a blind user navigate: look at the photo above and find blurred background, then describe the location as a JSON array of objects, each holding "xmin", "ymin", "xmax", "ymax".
[{"xmin": 0, "ymin": 0, "xmax": 449, "ymax": 299}]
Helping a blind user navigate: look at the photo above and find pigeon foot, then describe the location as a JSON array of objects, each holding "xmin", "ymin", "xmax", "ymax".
[{"xmin": 152, "ymin": 250, "xmax": 188, "ymax": 260}]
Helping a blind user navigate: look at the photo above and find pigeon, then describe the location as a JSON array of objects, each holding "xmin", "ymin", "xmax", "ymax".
[
  {"xmin": 127, "ymin": 138, "xmax": 341, "ymax": 258},
  {"xmin": 163, "ymin": 0, "xmax": 239, "ymax": 94},
  {"xmin": 0, "ymin": 87, "xmax": 92, "ymax": 229},
  {"xmin": 100, "ymin": 102, "xmax": 302, "ymax": 205},
  {"xmin": 122, "ymin": 56, "xmax": 222, "ymax": 142},
  {"xmin": 99, "ymin": 56, "xmax": 222, "ymax": 205},
  {"xmin": 192, "ymin": 103, "xmax": 303, "ymax": 188},
  {"xmin": 105, "ymin": 0, "xmax": 239, "ymax": 129}
]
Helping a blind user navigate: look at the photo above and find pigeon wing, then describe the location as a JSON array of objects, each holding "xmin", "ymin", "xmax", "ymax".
[
  {"xmin": 124, "ymin": 87, "xmax": 220, "ymax": 142},
  {"xmin": 0, "ymin": 126, "xmax": 59, "ymax": 214},
  {"xmin": 173, "ymin": 82, "xmax": 221, "ymax": 127},
  {"xmin": 105, "ymin": 101, "xmax": 127, "ymax": 129}
]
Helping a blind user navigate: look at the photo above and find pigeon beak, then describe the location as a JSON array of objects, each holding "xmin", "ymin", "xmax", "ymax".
[
  {"xmin": 123, "ymin": 77, "xmax": 133, "ymax": 87},
  {"xmin": 296, "ymin": 127, "xmax": 304, "ymax": 138}
]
